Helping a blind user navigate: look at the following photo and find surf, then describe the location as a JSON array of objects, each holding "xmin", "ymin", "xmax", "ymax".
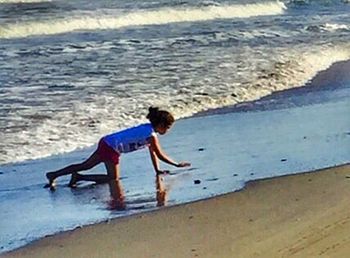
[
  {"xmin": 0, "ymin": 1, "xmax": 286, "ymax": 39},
  {"xmin": 1, "ymin": 42, "xmax": 349, "ymax": 165},
  {"xmin": 0, "ymin": 0, "xmax": 51, "ymax": 3}
]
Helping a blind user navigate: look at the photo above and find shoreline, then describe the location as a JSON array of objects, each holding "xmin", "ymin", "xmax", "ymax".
[
  {"xmin": 0, "ymin": 59, "xmax": 349, "ymax": 168},
  {"xmin": 195, "ymin": 59, "xmax": 350, "ymax": 116},
  {"xmin": 3, "ymin": 164, "xmax": 350, "ymax": 257},
  {"xmin": 1, "ymin": 58, "xmax": 349, "ymax": 254}
]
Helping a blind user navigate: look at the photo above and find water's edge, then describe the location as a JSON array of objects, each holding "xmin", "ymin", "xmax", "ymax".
[{"xmin": 1, "ymin": 59, "xmax": 349, "ymax": 254}]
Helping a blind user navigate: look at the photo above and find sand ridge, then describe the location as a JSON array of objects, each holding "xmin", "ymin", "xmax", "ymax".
[{"xmin": 3, "ymin": 164, "xmax": 350, "ymax": 258}]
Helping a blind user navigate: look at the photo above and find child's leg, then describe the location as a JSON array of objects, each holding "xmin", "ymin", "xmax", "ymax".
[
  {"xmin": 104, "ymin": 161, "xmax": 120, "ymax": 180},
  {"xmin": 46, "ymin": 150, "xmax": 101, "ymax": 186},
  {"xmin": 108, "ymin": 175, "xmax": 125, "ymax": 210},
  {"xmin": 68, "ymin": 161, "xmax": 120, "ymax": 187},
  {"xmin": 104, "ymin": 162, "xmax": 122, "ymax": 201},
  {"xmin": 68, "ymin": 173, "xmax": 110, "ymax": 187}
]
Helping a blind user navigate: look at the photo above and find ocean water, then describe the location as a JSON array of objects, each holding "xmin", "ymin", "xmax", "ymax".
[
  {"xmin": 1, "ymin": 91, "xmax": 349, "ymax": 253},
  {"xmin": 1, "ymin": 0, "xmax": 350, "ymax": 254},
  {"xmin": 0, "ymin": 0, "xmax": 350, "ymax": 164}
]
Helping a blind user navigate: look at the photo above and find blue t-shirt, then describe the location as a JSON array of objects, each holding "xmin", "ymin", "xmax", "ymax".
[{"xmin": 103, "ymin": 123, "xmax": 156, "ymax": 153}]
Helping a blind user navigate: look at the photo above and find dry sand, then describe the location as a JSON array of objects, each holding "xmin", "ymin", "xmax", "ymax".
[{"xmin": 3, "ymin": 164, "xmax": 350, "ymax": 258}]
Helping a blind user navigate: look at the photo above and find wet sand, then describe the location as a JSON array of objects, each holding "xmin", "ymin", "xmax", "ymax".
[
  {"xmin": 3, "ymin": 164, "xmax": 350, "ymax": 258},
  {"xmin": 2, "ymin": 60, "xmax": 350, "ymax": 256}
]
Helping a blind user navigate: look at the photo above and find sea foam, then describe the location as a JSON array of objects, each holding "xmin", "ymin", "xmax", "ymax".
[
  {"xmin": 0, "ymin": 2, "xmax": 286, "ymax": 39},
  {"xmin": 0, "ymin": 0, "xmax": 51, "ymax": 2},
  {"xmin": 1, "ymin": 43, "xmax": 349, "ymax": 165}
]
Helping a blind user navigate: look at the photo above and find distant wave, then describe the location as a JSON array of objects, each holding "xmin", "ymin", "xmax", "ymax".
[
  {"xmin": 0, "ymin": 0, "xmax": 51, "ymax": 3},
  {"xmin": 0, "ymin": 1, "xmax": 286, "ymax": 39},
  {"xmin": 288, "ymin": 0, "xmax": 348, "ymax": 5},
  {"xmin": 306, "ymin": 23, "xmax": 350, "ymax": 33}
]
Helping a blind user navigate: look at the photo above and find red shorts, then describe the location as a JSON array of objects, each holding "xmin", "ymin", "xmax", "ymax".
[{"xmin": 97, "ymin": 139, "xmax": 120, "ymax": 165}]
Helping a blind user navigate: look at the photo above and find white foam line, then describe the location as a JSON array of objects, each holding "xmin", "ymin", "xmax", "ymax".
[
  {"xmin": 0, "ymin": 0, "xmax": 51, "ymax": 3},
  {"xmin": 0, "ymin": 1, "xmax": 286, "ymax": 39},
  {"xmin": 2, "ymin": 43, "xmax": 349, "ymax": 165}
]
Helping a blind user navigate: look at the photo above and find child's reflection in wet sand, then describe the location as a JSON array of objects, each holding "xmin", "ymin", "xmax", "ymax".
[
  {"xmin": 108, "ymin": 174, "xmax": 167, "ymax": 210},
  {"xmin": 156, "ymin": 174, "xmax": 167, "ymax": 207}
]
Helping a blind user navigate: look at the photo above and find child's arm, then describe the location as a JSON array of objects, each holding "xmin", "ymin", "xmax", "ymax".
[
  {"xmin": 148, "ymin": 147, "xmax": 165, "ymax": 174},
  {"xmin": 148, "ymin": 135, "xmax": 190, "ymax": 174}
]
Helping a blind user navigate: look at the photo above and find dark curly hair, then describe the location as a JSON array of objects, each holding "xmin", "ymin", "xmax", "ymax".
[{"xmin": 146, "ymin": 107, "xmax": 174, "ymax": 128}]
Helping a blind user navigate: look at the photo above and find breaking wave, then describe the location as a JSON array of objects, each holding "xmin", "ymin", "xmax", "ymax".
[
  {"xmin": 0, "ymin": 1, "xmax": 286, "ymax": 39},
  {"xmin": 1, "ymin": 43, "xmax": 349, "ymax": 164}
]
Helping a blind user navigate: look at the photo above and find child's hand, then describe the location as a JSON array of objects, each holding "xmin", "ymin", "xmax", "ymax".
[
  {"xmin": 176, "ymin": 162, "xmax": 191, "ymax": 168},
  {"xmin": 156, "ymin": 170, "xmax": 170, "ymax": 175}
]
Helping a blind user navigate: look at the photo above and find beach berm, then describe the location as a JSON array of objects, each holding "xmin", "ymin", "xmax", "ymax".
[{"xmin": 3, "ymin": 164, "xmax": 350, "ymax": 258}]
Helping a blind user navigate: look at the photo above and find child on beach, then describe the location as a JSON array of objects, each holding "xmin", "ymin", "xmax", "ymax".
[{"xmin": 45, "ymin": 107, "xmax": 191, "ymax": 189}]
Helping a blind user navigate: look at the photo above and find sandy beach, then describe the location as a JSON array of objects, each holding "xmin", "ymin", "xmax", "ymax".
[
  {"xmin": 1, "ymin": 0, "xmax": 350, "ymax": 256},
  {"xmin": 1, "ymin": 59, "xmax": 350, "ymax": 256},
  {"xmin": 2, "ymin": 164, "xmax": 350, "ymax": 258}
]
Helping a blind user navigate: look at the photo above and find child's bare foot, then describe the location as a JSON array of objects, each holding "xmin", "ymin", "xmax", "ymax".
[
  {"xmin": 44, "ymin": 172, "xmax": 56, "ymax": 191},
  {"xmin": 68, "ymin": 173, "xmax": 80, "ymax": 188}
]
